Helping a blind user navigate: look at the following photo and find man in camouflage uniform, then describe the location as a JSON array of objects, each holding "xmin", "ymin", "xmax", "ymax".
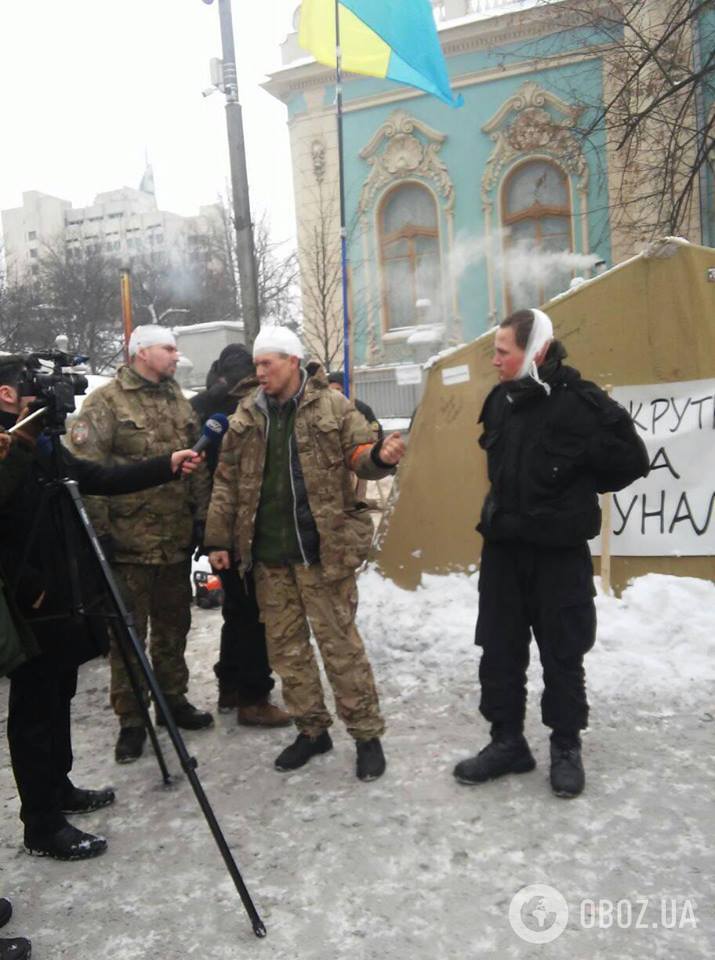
[
  {"xmin": 67, "ymin": 324, "xmax": 214, "ymax": 763},
  {"xmin": 206, "ymin": 327, "xmax": 405, "ymax": 782}
]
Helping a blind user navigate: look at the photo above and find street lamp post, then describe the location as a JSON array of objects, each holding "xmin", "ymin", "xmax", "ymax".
[{"xmin": 204, "ymin": 0, "xmax": 261, "ymax": 348}]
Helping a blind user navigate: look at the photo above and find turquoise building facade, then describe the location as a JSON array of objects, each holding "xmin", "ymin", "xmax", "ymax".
[{"xmin": 267, "ymin": 1, "xmax": 714, "ymax": 367}]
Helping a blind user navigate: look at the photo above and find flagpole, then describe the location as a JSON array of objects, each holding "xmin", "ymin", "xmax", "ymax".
[{"xmin": 334, "ymin": 0, "xmax": 352, "ymax": 397}]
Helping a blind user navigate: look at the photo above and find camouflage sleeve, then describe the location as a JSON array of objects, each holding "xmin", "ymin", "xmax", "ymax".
[
  {"xmin": 64, "ymin": 391, "xmax": 117, "ymax": 536},
  {"xmin": 338, "ymin": 399, "xmax": 394, "ymax": 481},
  {"xmin": 187, "ymin": 409, "xmax": 212, "ymax": 520},
  {"xmin": 204, "ymin": 429, "xmax": 239, "ymax": 550}
]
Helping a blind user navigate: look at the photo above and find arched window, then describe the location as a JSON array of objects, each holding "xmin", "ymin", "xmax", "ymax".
[
  {"xmin": 379, "ymin": 183, "xmax": 441, "ymax": 330},
  {"xmin": 501, "ymin": 159, "xmax": 573, "ymax": 311}
]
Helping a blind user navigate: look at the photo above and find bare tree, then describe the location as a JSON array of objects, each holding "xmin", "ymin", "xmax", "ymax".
[
  {"xmin": 206, "ymin": 200, "xmax": 300, "ymax": 328},
  {"xmin": 1, "ymin": 240, "xmax": 125, "ymax": 372},
  {"xmin": 530, "ymin": 0, "xmax": 715, "ymax": 250},
  {"xmin": 297, "ymin": 180, "xmax": 345, "ymax": 370}
]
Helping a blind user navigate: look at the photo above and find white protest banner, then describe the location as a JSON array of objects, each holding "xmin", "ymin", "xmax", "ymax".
[{"xmin": 590, "ymin": 378, "xmax": 715, "ymax": 557}]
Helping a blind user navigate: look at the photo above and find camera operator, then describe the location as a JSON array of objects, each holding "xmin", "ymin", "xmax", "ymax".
[{"xmin": 0, "ymin": 355, "xmax": 202, "ymax": 861}]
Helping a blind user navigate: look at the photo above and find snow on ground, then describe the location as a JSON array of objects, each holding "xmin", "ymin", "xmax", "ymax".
[{"xmin": 1, "ymin": 570, "xmax": 714, "ymax": 959}]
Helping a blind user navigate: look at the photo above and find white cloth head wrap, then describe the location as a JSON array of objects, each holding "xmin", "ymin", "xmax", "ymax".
[
  {"xmin": 252, "ymin": 326, "xmax": 305, "ymax": 360},
  {"xmin": 517, "ymin": 308, "xmax": 554, "ymax": 394},
  {"xmin": 128, "ymin": 324, "xmax": 176, "ymax": 357}
]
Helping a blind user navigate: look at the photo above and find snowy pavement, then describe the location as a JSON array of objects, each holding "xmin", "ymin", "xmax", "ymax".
[{"xmin": 1, "ymin": 570, "xmax": 714, "ymax": 959}]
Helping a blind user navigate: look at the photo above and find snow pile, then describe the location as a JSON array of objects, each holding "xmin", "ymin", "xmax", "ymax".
[{"xmin": 357, "ymin": 566, "xmax": 715, "ymax": 704}]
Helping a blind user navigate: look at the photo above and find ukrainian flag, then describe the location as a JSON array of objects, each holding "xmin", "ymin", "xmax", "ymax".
[{"xmin": 299, "ymin": 0, "xmax": 463, "ymax": 107}]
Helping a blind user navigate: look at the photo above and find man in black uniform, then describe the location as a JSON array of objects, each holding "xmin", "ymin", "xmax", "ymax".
[
  {"xmin": 191, "ymin": 344, "xmax": 290, "ymax": 727},
  {"xmin": 454, "ymin": 309, "xmax": 649, "ymax": 798},
  {"xmin": 326, "ymin": 371, "xmax": 383, "ymax": 440},
  {"xmin": 0, "ymin": 356, "xmax": 201, "ymax": 859}
]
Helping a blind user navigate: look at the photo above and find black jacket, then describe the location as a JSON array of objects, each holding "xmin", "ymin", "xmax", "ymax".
[
  {"xmin": 191, "ymin": 380, "xmax": 243, "ymax": 476},
  {"xmin": 477, "ymin": 342, "xmax": 649, "ymax": 548},
  {"xmin": 0, "ymin": 411, "xmax": 176, "ymax": 630}
]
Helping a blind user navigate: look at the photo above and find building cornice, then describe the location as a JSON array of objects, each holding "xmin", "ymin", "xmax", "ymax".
[
  {"xmin": 262, "ymin": 3, "xmax": 612, "ymax": 104},
  {"xmin": 282, "ymin": 48, "xmax": 604, "ymax": 128}
]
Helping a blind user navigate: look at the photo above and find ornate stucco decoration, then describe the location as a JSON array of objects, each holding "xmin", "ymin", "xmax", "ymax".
[
  {"xmin": 310, "ymin": 138, "xmax": 326, "ymax": 183},
  {"xmin": 481, "ymin": 80, "xmax": 588, "ymax": 207},
  {"xmin": 358, "ymin": 110, "xmax": 455, "ymax": 214}
]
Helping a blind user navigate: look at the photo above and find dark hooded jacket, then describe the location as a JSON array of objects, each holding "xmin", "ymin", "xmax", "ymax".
[
  {"xmin": 0, "ymin": 410, "xmax": 177, "ymax": 663},
  {"xmin": 477, "ymin": 341, "xmax": 650, "ymax": 548}
]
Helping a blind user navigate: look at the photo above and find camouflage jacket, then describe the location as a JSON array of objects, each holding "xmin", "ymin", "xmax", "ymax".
[
  {"xmin": 205, "ymin": 366, "xmax": 394, "ymax": 581},
  {"xmin": 66, "ymin": 365, "xmax": 211, "ymax": 564}
]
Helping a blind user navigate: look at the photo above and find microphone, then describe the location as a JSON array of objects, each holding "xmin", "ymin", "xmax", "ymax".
[{"xmin": 192, "ymin": 414, "xmax": 229, "ymax": 455}]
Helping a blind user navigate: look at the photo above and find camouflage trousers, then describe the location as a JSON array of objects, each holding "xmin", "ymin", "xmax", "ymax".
[
  {"xmin": 110, "ymin": 559, "xmax": 192, "ymax": 728},
  {"xmin": 254, "ymin": 562, "xmax": 384, "ymax": 741}
]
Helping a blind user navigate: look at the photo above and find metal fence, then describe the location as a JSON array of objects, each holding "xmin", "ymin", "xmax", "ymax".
[{"xmin": 353, "ymin": 365, "xmax": 426, "ymax": 422}]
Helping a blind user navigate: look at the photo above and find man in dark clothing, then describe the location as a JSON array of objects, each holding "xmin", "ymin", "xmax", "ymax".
[
  {"xmin": 0, "ymin": 356, "xmax": 202, "ymax": 860},
  {"xmin": 191, "ymin": 344, "xmax": 290, "ymax": 727},
  {"xmin": 454, "ymin": 309, "xmax": 649, "ymax": 798},
  {"xmin": 326, "ymin": 371, "xmax": 383, "ymax": 440}
]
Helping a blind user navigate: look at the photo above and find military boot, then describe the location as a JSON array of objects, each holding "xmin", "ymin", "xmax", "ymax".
[
  {"xmin": 356, "ymin": 738, "xmax": 386, "ymax": 782},
  {"xmin": 115, "ymin": 726, "xmax": 146, "ymax": 764},
  {"xmin": 217, "ymin": 686, "xmax": 240, "ymax": 714},
  {"xmin": 238, "ymin": 699, "xmax": 291, "ymax": 728},
  {"xmin": 453, "ymin": 731, "xmax": 535, "ymax": 785},
  {"xmin": 24, "ymin": 824, "xmax": 107, "ymax": 861},
  {"xmin": 157, "ymin": 700, "xmax": 214, "ymax": 730},
  {"xmin": 0, "ymin": 899, "xmax": 31, "ymax": 960},
  {"xmin": 550, "ymin": 733, "xmax": 585, "ymax": 798},
  {"xmin": 275, "ymin": 732, "xmax": 333, "ymax": 771},
  {"xmin": 0, "ymin": 937, "xmax": 32, "ymax": 960},
  {"xmin": 61, "ymin": 785, "xmax": 116, "ymax": 815}
]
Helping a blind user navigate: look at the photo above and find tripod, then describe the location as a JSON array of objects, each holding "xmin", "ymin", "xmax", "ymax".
[{"xmin": 9, "ymin": 407, "xmax": 267, "ymax": 939}]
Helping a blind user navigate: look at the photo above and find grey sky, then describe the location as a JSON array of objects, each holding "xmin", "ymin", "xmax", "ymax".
[{"xmin": 0, "ymin": 0, "xmax": 298, "ymax": 243}]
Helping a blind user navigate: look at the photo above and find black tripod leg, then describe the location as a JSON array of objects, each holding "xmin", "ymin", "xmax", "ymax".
[
  {"xmin": 108, "ymin": 614, "xmax": 173, "ymax": 785},
  {"xmin": 66, "ymin": 483, "xmax": 266, "ymax": 938}
]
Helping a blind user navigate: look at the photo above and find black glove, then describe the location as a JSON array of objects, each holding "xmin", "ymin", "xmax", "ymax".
[{"xmin": 191, "ymin": 519, "xmax": 207, "ymax": 560}]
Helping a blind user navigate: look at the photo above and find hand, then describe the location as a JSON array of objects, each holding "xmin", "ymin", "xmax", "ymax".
[
  {"xmin": 171, "ymin": 449, "xmax": 203, "ymax": 475},
  {"xmin": 375, "ymin": 431, "xmax": 405, "ymax": 466},
  {"xmin": 209, "ymin": 550, "xmax": 230, "ymax": 571},
  {"xmin": 12, "ymin": 404, "xmax": 46, "ymax": 446},
  {"xmin": 0, "ymin": 431, "xmax": 11, "ymax": 461}
]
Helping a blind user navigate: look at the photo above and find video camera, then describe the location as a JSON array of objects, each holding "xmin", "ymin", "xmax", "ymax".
[{"xmin": 18, "ymin": 351, "xmax": 89, "ymax": 425}]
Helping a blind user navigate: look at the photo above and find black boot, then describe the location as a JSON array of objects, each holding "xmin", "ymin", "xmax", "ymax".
[
  {"xmin": 453, "ymin": 731, "xmax": 535, "ymax": 785},
  {"xmin": 0, "ymin": 900, "xmax": 11, "ymax": 929},
  {"xmin": 356, "ymin": 738, "xmax": 386, "ymax": 782},
  {"xmin": 0, "ymin": 937, "xmax": 31, "ymax": 959},
  {"xmin": 61, "ymin": 786, "xmax": 116, "ymax": 815},
  {"xmin": 217, "ymin": 686, "xmax": 239, "ymax": 714},
  {"xmin": 274, "ymin": 732, "xmax": 333, "ymax": 771},
  {"xmin": 157, "ymin": 700, "xmax": 214, "ymax": 730},
  {"xmin": 24, "ymin": 824, "xmax": 107, "ymax": 861},
  {"xmin": 550, "ymin": 733, "xmax": 585, "ymax": 798},
  {"xmin": 115, "ymin": 726, "xmax": 146, "ymax": 764}
]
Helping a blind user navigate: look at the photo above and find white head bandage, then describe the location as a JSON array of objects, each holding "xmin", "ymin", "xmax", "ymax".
[
  {"xmin": 517, "ymin": 308, "xmax": 553, "ymax": 394},
  {"xmin": 252, "ymin": 326, "xmax": 305, "ymax": 360},
  {"xmin": 128, "ymin": 324, "xmax": 176, "ymax": 358}
]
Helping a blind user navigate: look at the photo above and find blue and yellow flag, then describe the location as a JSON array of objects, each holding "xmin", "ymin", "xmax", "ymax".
[{"xmin": 299, "ymin": 0, "xmax": 463, "ymax": 108}]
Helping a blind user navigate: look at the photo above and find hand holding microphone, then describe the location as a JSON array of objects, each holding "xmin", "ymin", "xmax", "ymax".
[{"xmin": 172, "ymin": 413, "xmax": 230, "ymax": 476}]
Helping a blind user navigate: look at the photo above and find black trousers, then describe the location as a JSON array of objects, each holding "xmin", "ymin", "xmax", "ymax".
[
  {"xmin": 7, "ymin": 622, "xmax": 78, "ymax": 835},
  {"xmin": 475, "ymin": 540, "xmax": 597, "ymax": 733},
  {"xmin": 213, "ymin": 568, "xmax": 274, "ymax": 706}
]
